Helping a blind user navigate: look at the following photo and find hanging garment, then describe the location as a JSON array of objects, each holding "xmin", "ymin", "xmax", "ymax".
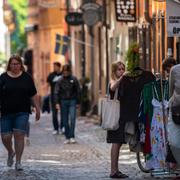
[{"xmin": 146, "ymin": 82, "xmax": 169, "ymax": 170}]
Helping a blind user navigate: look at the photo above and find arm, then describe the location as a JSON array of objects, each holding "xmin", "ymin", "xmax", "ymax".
[
  {"xmin": 54, "ymin": 80, "xmax": 60, "ymax": 110},
  {"xmin": 110, "ymin": 77, "xmax": 122, "ymax": 92},
  {"xmin": 75, "ymin": 78, "xmax": 81, "ymax": 105},
  {"xmin": 46, "ymin": 74, "xmax": 51, "ymax": 94},
  {"xmin": 31, "ymin": 94, "xmax": 40, "ymax": 121}
]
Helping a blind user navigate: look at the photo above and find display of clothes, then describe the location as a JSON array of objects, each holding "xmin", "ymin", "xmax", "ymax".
[{"xmin": 140, "ymin": 79, "xmax": 169, "ymax": 170}]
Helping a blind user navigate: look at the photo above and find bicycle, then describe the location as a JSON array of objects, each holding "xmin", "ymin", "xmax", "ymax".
[{"xmin": 136, "ymin": 151, "xmax": 150, "ymax": 173}]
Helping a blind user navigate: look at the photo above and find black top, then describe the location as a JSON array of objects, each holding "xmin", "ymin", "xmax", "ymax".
[
  {"xmin": 54, "ymin": 75, "xmax": 81, "ymax": 104},
  {"xmin": 107, "ymin": 70, "xmax": 155, "ymax": 144},
  {"xmin": 0, "ymin": 72, "xmax": 37, "ymax": 116},
  {"xmin": 118, "ymin": 70, "xmax": 155, "ymax": 123},
  {"xmin": 47, "ymin": 71, "xmax": 62, "ymax": 95}
]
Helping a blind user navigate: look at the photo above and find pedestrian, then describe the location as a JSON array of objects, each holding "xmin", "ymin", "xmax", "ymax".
[
  {"xmin": 107, "ymin": 43, "xmax": 154, "ymax": 178},
  {"xmin": 162, "ymin": 57, "xmax": 177, "ymax": 79},
  {"xmin": 168, "ymin": 62, "xmax": 180, "ymax": 165},
  {"xmin": 106, "ymin": 61, "xmax": 128, "ymax": 178},
  {"xmin": 0, "ymin": 54, "xmax": 40, "ymax": 171},
  {"xmin": 47, "ymin": 62, "xmax": 62, "ymax": 135},
  {"xmin": 54, "ymin": 64, "xmax": 81, "ymax": 144},
  {"xmin": 161, "ymin": 57, "xmax": 177, "ymax": 167}
]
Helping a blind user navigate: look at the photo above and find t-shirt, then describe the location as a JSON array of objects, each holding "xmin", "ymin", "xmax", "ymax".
[
  {"xmin": 0, "ymin": 72, "xmax": 37, "ymax": 116},
  {"xmin": 47, "ymin": 72, "xmax": 62, "ymax": 95}
]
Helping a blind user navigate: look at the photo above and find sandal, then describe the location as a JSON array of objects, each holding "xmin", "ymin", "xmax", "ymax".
[{"xmin": 110, "ymin": 171, "xmax": 128, "ymax": 179}]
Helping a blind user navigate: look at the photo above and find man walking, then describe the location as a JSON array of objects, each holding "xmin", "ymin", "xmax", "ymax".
[
  {"xmin": 47, "ymin": 62, "xmax": 62, "ymax": 135},
  {"xmin": 54, "ymin": 64, "xmax": 81, "ymax": 144}
]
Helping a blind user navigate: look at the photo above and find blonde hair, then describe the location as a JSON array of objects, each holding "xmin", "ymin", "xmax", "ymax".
[{"xmin": 111, "ymin": 61, "xmax": 125, "ymax": 80}]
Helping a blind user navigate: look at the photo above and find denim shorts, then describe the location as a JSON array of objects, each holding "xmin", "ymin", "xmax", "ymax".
[{"xmin": 0, "ymin": 112, "xmax": 29, "ymax": 134}]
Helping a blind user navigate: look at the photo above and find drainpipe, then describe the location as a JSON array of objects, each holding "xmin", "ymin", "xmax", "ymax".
[
  {"xmin": 144, "ymin": 0, "xmax": 152, "ymax": 70},
  {"xmin": 98, "ymin": 27, "xmax": 102, "ymax": 93},
  {"xmin": 144, "ymin": 0, "xmax": 152, "ymax": 24},
  {"xmin": 81, "ymin": 25, "xmax": 86, "ymax": 77},
  {"xmin": 66, "ymin": 0, "xmax": 71, "ymax": 64},
  {"xmin": 161, "ymin": 12, "xmax": 165, "ymax": 61},
  {"xmin": 103, "ymin": 0, "xmax": 109, "ymax": 91},
  {"xmin": 152, "ymin": 13, "xmax": 157, "ymax": 72},
  {"xmin": 89, "ymin": 27, "xmax": 95, "ymax": 104}
]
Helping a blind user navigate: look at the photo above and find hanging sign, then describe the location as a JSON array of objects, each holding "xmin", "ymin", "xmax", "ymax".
[
  {"xmin": 81, "ymin": 2, "xmax": 101, "ymax": 26},
  {"xmin": 167, "ymin": 0, "xmax": 180, "ymax": 37},
  {"xmin": 65, "ymin": 12, "xmax": 84, "ymax": 26},
  {"xmin": 115, "ymin": 0, "xmax": 136, "ymax": 22}
]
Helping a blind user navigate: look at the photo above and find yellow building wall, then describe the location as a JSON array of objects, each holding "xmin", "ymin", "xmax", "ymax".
[{"xmin": 27, "ymin": 1, "xmax": 67, "ymax": 97}]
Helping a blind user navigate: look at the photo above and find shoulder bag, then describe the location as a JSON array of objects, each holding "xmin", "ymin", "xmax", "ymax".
[{"xmin": 101, "ymin": 86, "xmax": 120, "ymax": 130}]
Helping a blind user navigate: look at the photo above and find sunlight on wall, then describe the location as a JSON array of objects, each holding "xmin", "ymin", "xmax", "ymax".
[{"xmin": 0, "ymin": 1, "xmax": 6, "ymax": 53}]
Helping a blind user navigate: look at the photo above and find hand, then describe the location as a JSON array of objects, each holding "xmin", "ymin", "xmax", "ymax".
[
  {"xmin": 76, "ymin": 104, "xmax": 80, "ymax": 109},
  {"xmin": 31, "ymin": 106, "xmax": 36, "ymax": 112},
  {"xmin": 56, "ymin": 104, "xmax": 60, "ymax": 110}
]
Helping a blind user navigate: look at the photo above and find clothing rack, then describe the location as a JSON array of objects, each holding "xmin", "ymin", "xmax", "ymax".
[{"xmin": 151, "ymin": 73, "xmax": 180, "ymax": 178}]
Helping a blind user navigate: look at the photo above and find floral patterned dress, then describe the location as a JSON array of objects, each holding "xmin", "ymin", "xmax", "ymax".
[{"xmin": 146, "ymin": 83, "xmax": 169, "ymax": 170}]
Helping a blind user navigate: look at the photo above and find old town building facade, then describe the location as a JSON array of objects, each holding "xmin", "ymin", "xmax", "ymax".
[{"xmin": 3, "ymin": 0, "xmax": 180, "ymax": 111}]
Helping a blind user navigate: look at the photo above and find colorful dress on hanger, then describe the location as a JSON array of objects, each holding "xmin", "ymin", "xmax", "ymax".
[{"xmin": 142, "ymin": 80, "xmax": 169, "ymax": 170}]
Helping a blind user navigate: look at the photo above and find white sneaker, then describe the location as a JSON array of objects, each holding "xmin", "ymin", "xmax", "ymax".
[
  {"xmin": 52, "ymin": 130, "xmax": 58, "ymax": 135},
  {"xmin": 7, "ymin": 152, "xmax": 15, "ymax": 167},
  {"xmin": 64, "ymin": 139, "xmax": 70, "ymax": 144},
  {"xmin": 15, "ymin": 162, "xmax": 23, "ymax": 171},
  {"xmin": 59, "ymin": 129, "xmax": 64, "ymax": 135},
  {"xmin": 70, "ymin": 138, "xmax": 76, "ymax": 144},
  {"xmin": 62, "ymin": 127, "xmax": 65, "ymax": 133}
]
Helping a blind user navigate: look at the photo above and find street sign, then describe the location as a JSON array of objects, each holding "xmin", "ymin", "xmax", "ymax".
[
  {"xmin": 81, "ymin": 2, "xmax": 101, "ymax": 26},
  {"xmin": 167, "ymin": 0, "xmax": 180, "ymax": 37},
  {"xmin": 115, "ymin": 0, "xmax": 136, "ymax": 22},
  {"xmin": 65, "ymin": 12, "xmax": 84, "ymax": 26}
]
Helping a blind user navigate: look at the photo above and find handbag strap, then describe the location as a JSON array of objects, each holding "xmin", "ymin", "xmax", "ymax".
[
  {"xmin": 113, "ymin": 88, "xmax": 119, "ymax": 100},
  {"xmin": 107, "ymin": 83, "xmax": 119, "ymax": 100}
]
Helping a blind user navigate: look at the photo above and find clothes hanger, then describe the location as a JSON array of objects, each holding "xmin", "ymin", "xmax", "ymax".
[{"xmin": 155, "ymin": 72, "xmax": 161, "ymax": 82}]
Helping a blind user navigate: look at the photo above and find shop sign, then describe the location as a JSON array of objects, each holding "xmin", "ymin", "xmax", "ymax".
[
  {"xmin": 167, "ymin": 0, "xmax": 180, "ymax": 37},
  {"xmin": 115, "ymin": 0, "xmax": 136, "ymax": 22},
  {"xmin": 65, "ymin": 12, "xmax": 84, "ymax": 26}
]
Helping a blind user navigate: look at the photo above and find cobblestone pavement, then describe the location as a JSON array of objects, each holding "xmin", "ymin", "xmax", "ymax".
[{"xmin": 0, "ymin": 114, "xmax": 177, "ymax": 179}]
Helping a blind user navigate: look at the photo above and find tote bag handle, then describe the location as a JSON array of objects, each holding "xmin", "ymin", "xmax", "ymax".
[{"xmin": 106, "ymin": 83, "xmax": 119, "ymax": 100}]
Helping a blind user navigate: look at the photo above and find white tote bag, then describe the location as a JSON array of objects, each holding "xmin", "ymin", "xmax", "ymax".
[{"xmin": 101, "ymin": 87, "xmax": 120, "ymax": 130}]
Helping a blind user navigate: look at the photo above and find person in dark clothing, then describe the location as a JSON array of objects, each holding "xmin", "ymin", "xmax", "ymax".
[
  {"xmin": 117, "ymin": 44, "xmax": 155, "ymax": 152},
  {"xmin": 0, "ymin": 54, "xmax": 40, "ymax": 171},
  {"xmin": 107, "ymin": 61, "xmax": 128, "ymax": 179},
  {"xmin": 107, "ymin": 43, "xmax": 155, "ymax": 179},
  {"xmin": 47, "ymin": 62, "xmax": 62, "ymax": 135},
  {"xmin": 42, "ymin": 95, "xmax": 50, "ymax": 113},
  {"xmin": 162, "ymin": 57, "xmax": 176, "ymax": 78},
  {"xmin": 54, "ymin": 64, "xmax": 81, "ymax": 144}
]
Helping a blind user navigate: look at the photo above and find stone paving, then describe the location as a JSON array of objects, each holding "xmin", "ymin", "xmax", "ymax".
[{"xmin": 0, "ymin": 113, "xmax": 177, "ymax": 179}]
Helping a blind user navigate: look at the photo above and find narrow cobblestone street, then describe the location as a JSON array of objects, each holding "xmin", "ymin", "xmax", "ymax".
[{"xmin": 0, "ymin": 114, "xmax": 160, "ymax": 179}]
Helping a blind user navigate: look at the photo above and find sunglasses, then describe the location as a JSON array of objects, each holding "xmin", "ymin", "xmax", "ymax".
[{"xmin": 117, "ymin": 68, "xmax": 125, "ymax": 71}]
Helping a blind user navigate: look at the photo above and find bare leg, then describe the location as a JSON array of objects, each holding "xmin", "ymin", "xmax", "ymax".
[
  {"xmin": 1, "ymin": 134, "xmax": 14, "ymax": 155},
  {"xmin": 14, "ymin": 131, "xmax": 25, "ymax": 163},
  {"xmin": 111, "ymin": 143, "xmax": 122, "ymax": 174}
]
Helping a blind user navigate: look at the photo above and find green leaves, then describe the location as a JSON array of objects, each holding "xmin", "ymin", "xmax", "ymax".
[
  {"xmin": 125, "ymin": 42, "xmax": 140, "ymax": 76},
  {"xmin": 8, "ymin": 0, "xmax": 28, "ymax": 53}
]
